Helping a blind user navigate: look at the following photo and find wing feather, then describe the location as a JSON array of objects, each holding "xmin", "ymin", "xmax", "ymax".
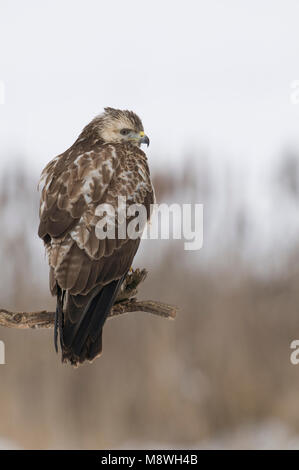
[{"xmin": 39, "ymin": 141, "xmax": 154, "ymax": 298}]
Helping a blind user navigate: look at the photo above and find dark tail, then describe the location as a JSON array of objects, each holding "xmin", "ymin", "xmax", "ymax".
[
  {"xmin": 54, "ymin": 286, "xmax": 65, "ymax": 353},
  {"xmin": 56, "ymin": 276, "xmax": 125, "ymax": 366}
]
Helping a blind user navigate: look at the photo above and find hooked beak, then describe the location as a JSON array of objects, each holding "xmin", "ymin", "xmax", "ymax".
[{"xmin": 139, "ymin": 131, "xmax": 150, "ymax": 147}]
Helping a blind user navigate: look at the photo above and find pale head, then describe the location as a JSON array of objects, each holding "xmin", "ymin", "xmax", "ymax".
[{"xmin": 84, "ymin": 107, "xmax": 150, "ymax": 147}]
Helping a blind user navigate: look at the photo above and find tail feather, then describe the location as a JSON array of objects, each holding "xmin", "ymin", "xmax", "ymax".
[
  {"xmin": 54, "ymin": 286, "xmax": 65, "ymax": 353},
  {"xmin": 56, "ymin": 275, "xmax": 125, "ymax": 366},
  {"xmin": 68, "ymin": 278, "xmax": 122, "ymax": 355},
  {"xmin": 85, "ymin": 333, "xmax": 102, "ymax": 362}
]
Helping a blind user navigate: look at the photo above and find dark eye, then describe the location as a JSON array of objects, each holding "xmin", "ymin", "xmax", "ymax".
[{"xmin": 120, "ymin": 128, "xmax": 131, "ymax": 136}]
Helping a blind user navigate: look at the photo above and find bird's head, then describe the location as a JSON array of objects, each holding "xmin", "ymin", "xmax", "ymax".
[{"xmin": 88, "ymin": 107, "xmax": 150, "ymax": 147}]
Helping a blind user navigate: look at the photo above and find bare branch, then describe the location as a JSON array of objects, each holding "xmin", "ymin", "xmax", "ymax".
[{"xmin": 0, "ymin": 268, "xmax": 177, "ymax": 330}]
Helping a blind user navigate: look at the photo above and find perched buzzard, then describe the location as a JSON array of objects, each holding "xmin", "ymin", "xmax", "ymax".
[{"xmin": 38, "ymin": 108, "xmax": 154, "ymax": 366}]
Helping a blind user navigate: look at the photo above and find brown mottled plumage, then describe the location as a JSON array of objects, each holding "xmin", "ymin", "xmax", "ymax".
[{"xmin": 38, "ymin": 108, "xmax": 154, "ymax": 366}]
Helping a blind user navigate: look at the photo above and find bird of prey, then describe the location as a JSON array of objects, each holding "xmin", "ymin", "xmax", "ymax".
[{"xmin": 38, "ymin": 108, "xmax": 154, "ymax": 366}]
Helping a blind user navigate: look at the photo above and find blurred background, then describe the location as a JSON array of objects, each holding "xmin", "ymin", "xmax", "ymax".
[{"xmin": 1, "ymin": 0, "xmax": 299, "ymax": 449}]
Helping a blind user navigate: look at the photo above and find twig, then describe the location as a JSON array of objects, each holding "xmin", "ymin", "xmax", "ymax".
[{"xmin": 0, "ymin": 269, "xmax": 177, "ymax": 330}]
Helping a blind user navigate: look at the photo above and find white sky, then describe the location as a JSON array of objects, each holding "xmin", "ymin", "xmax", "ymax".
[{"xmin": 1, "ymin": 0, "xmax": 299, "ymax": 175}]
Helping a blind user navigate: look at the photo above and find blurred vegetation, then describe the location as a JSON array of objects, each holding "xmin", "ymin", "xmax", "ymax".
[{"xmin": 1, "ymin": 152, "xmax": 299, "ymax": 449}]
